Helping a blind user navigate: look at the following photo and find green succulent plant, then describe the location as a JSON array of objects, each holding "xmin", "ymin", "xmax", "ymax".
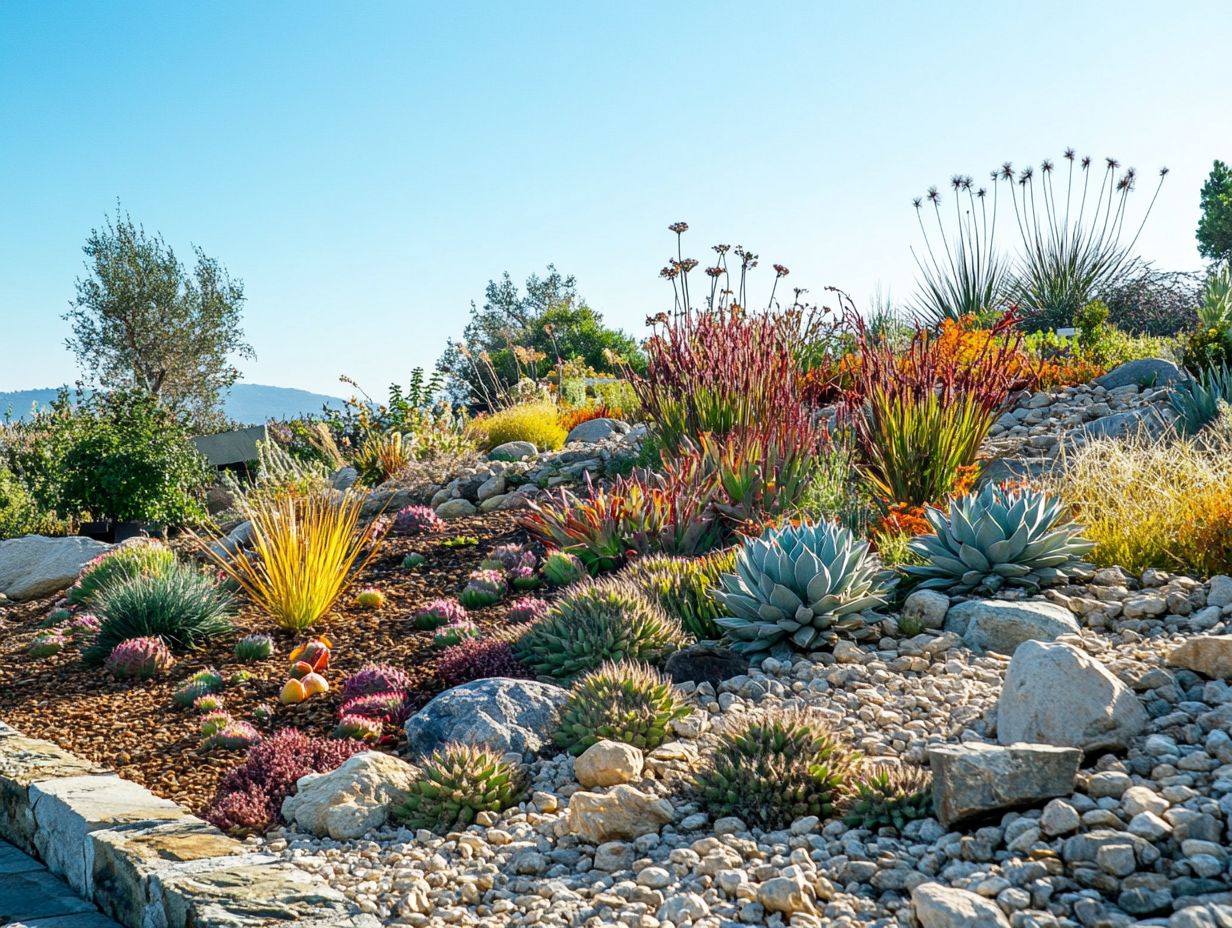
[
  {"xmin": 713, "ymin": 521, "xmax": 890, "ymax": 659},
  {"xmin": 554, "ymin": 661, "xmax": 690, "ymax": 755},
  {"xmin": 542, "ymin": 551, "xmax": 587, "ymax": 587},
  {"xmin": 842, "ymin": 763, "xmax": 935, "ymax": 831},
  {"xmin": 623, "ymin": 548, "xmax": 736, "ymax": 641},
  {"xmin": 1169, "ymin": 365, "xmax": 1232, "ymax": 436},
  {"xmin": 903, "ymin": 483, "xmax": 1094, "ymax": 595},
  {"xmin": 513, "ymin": 579, "xmax": 684, "ymax": 683},
  {"xmin": 394, "ymin": 744, "xmax": 528, "ymax": 834},
  {"xmin": 693, "ymin": 709, "xmax": 859, "ymax": 830}
]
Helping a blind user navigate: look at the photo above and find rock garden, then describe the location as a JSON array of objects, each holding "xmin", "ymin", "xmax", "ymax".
[{"xmin": 6, "ymin": 196, "xmax": 1232, "ymax": 928}]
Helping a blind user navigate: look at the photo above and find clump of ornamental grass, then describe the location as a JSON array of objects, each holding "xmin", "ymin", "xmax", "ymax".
[
  {"xmin": 173, "ymin": 668, "xmax": 225, "ymax": 707},
  {"xmin": 104, "ymin": 636, "xmax": 175, "ymax": 679},
  {"xmin": 436, "ymin": 638, "xmax": 533, "ymax": 687},
  {"xmin": 1040, "ymin": 417, "xmax": 1232, "ymax": 575},
  {"xmin": 513, "ymin": 579, "xmax": 684, "ymax": 683},
  {"xmin": 204, "ymin": 729, "xmax": 367, "ymax": 836},
  {"xmin": 393, "ymin": 744, "xmax": 529, "ymax": 834},
  {"xmin": 83, "ymin": 563, "xmax": 236, "ymax": 665},
  {"xmin": 468, "ymin": 401, "xmax": 567, "ymax": 452},
  {"xmin": 234, "ymin": 633, "xmax": 274, "ymax": 662},
  {"xmin": 413, "ymin": 598, "xmax": 468, "ymax": 630},
  {"xmin": 196, "ymin": 489, "xmax": 388, "ymax": 632},
  {"xmin": 341, "ymin": 664, "xmax": 412, "ymax": 699},
  {"xmin": 505, "ymin": 597, "xmax": 549, "ymax": 625},
  {"xmin": 554, "ymin": 662, "xmax": 689, "ymax": 755},
  {"xmin": 68, "ymin": 540, "xmax": 176, "ymax": 608},
  {"xmin": 693, "ymin": 709, "xmax": 860, "ymax": 831},
  {"xmin": 392, "ymin": 504, "xmax": 445, "ymax": 536},
  {"xmin": 459, "ymin": 569, "xmax": 507, "ymax": 608}
]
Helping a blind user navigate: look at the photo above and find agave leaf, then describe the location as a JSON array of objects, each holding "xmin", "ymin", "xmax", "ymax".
[{"xmin": 957, "ymin": 544, "xmax": 990, "ymax": 572}]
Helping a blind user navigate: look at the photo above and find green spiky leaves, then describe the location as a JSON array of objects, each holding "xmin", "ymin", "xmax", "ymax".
[
  {"xmin": 904, "ymin": 483, "xmax": 1094, "ymax": 595},
  {"xmin": 842, "ymin": 763, "xmax": 935, "ymax": 831},
  {"xmin": 514, "ymin": 579, "xmax": 684, "ymax": 684},
  {"xmin": 714, "ymin": 521, "xmax": 890, "ymax": 659},
  {"xmin": 623, "ymin": 548, "xmax": 736, "ymax": 641},
  {"xmin": 693, "ymin": 710, "xmax": 860, "ymax": 831},
  {"xmin": 554, "ymin": 661, "xmax": 690, "ymax": 755},
  {"xmin": 394, "ymin": 744, "xmax": 528, "ymax": 834}
]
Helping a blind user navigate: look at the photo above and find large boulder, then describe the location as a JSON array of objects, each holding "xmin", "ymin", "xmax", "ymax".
[
  {"xmin": 1079, "ymin": 407, "xmax": 1170, "ymax": 443},
  {"xmin": 997, "ymin": 641, "xmax": 1147, "ymax": 752},
  {"xmin": 0, "ymin": 535, "xmax": 112, "ymax": 601},
  {"xmin": 565, "ymin": 418, "xmax": 629, "ymax": 444},
  {"xmin": 488, "ymin": 441, "xmax": 537, "ymax": 461},
  {"xmin": 1093, "ymin": 358, "xmax": 1185, "ymax": 390},
  {"xmin": 912, "ymin": 883, "xmax": 1010, "ymax": 928},
  {"xmin": 404, "ymin": 678, "xmax": 568, "ymax": 760},
  {"xmin": 927, "ymin": 742, "xmax": 1081, "ymax": 828},
  {"xmin": 1169, "ymin": 636, "xmax": 1232, "ymax": 679},
  {"xmin": 943, "ymin": 600, "xmax": 1079, "ymax": 655},
  {"xmin": 281, "ymin": 751, "xmax": 418, "ymax": 840},
  {"xmin": 663, "ymin": 644, "xmax": 749, "ymax": 685}
]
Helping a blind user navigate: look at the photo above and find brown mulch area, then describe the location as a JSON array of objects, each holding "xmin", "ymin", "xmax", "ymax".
[{"xmin": 0, "ymin": 513, "xmax": 542, "ymax": 816}]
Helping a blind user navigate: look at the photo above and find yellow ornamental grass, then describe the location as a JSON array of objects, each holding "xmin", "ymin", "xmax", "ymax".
[
  {"xmin": 468, "ymin": 400, "xmax": 567, "ymax": 451},
  {"xmin": 198, "ymin": 489, "xmax": 389, "ymax": 631}
]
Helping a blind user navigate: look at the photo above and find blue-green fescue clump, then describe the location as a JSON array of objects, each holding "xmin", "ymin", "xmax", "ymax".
[
  {"xmin": 904, "ymin": 483, "xmax": 1094, "ymax": 595},
  {"xmin": 714, "ymin": 521, "xmax": 890, "ymax": 660}
]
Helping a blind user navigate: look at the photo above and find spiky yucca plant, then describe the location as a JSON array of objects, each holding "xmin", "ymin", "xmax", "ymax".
[
  {"xmin": 623, "ymin": 548, "xmax": 736, "ymax": 641},
  {"xmin": 693, "ymin": 710, "xmax": 860, "ymax": 830},
  {"xmin": 513, "ymin": 579, "xmax": 684, "ymax": 683},
  {"xmin": 714, "ymin": 521, "xmax": 890, "ymax": 659},
  {"xmin": 842, "ymin": 763, "xmax": 934, "ymax": 831},
  {"xmin": 904, "ymin": 483, "xmax": 1094, "ymax": 594},
  {"xmin": 394, "ymin": 744, "xmax": 528, "ymax": 834},
  {"xmin": 554, "ymin": 661, "xmax": 689, "ymax": 755}
]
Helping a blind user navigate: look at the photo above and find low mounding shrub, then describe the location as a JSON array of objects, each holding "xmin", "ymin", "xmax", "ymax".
[
  {"xmin": 0, "ymin": 466, "xmax": 66, "ymax": 540},
  {"xmin": 514, "ymin": 579, "xmax": 684, "ymax": 683},
  {"xmin": 554, "ymin": 661, "xmax": 689, "ymax": 755},
  {"xmin": 469, "ymin": 401, "xmax": 566, "ymax": 452},
  {"xmin": 69, "ymin": 540, "xmax": 176, "ymax": 608},
  {"xmin": 714, "ymin": 521, "xmax": 890, "ymax": 660},
  {"xmin": 199, "ymin": 489, "xmax": 387, "ymax": 632},
  {"xmin": 204, "ymin": 729, "xmax": 368, "ymax": 835},
  {"xmin": 622, "ymin": 548, "xmax": 735, "ymax": 641},
  {"xmin": 693, "ymin": 709, "xmax": 859, "ymax": 831},
  {"xmin": 1041, "ymin": 417, "xmax": 1232, "ymax": 575},
  {"xmin": 83, "ymin": 563, "xmax": 235, "ymax": 664},
  {"xmin": 393, "ymin": 744, "xmax": 528, "ymax": 834},
  {"xmin": 436, "ymin": 638, "xmax": 532, "ymax": 687}
]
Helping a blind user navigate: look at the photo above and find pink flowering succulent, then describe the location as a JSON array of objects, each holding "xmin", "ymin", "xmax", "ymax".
[
  {"xmin": 506, "ymin": 597, "xmax": 550, "ymax": 625},
  {"xmin": 341, "ymin": 664, "xmax": 412, "ymax": 699},
  {"xmin": 436, "ymin": 638, "xmax": 533, "ymax": 687},
  {"xmin": 392, "ymin": 505, "xmax": 445, "ymax": 536},
  {"xmin": 413, "ymin": 598, "xmax": 468, "ymax": 630},
  {"xmin": 104, "ymin": 637, "xmax": 175, "ymax": 680},
  {"xmin": 339, "ymin": 690, "xmax": 416, "ymax": 727}
]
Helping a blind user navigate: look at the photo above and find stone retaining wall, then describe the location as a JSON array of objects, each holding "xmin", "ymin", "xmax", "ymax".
[{"xmin": 0, "ymin": 721, "xmax": 379, "ymax": 928}]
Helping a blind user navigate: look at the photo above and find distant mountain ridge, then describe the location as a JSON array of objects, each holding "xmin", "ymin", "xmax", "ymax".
[{"xmin": 0, "ymin": 384, "xmax": 347, "ymax": 426}]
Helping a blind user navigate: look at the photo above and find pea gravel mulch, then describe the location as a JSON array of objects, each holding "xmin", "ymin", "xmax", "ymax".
[{"xmin": 0, "ymin": 513, "xmax": 540, "ymax": 816}]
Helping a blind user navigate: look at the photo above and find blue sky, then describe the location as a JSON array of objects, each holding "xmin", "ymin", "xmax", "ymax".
[{"xmin": 1, "ymin": 0, "xmax": 1229, "ymax": 397}]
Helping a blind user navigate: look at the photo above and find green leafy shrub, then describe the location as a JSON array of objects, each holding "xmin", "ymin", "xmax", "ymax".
[
  {"xmin": 842, "ymin": 763, "xmax": 934, "ymax": 831},
  {"xmin": 68, "ymin": 540, "xmax": 176, "ymax": 607},
  {"xmin": 513, "ymin": 579, "xmax": 684, "ymax": 683},
  {"xmin": 904, "ymin": 484, "xmax": 1093, "ymax": 595},
  {"xmin": 554, "ymin": 661, "xmax": 689, "ymax": 755},
  {"xmin": 714, "ymin": 521, "xmax": 890, "ymax": 660},
  {"xmin": 693, "ymin": 710, "xmax": 859, "ymax": 830},
  {"xmin": 622, "ymin": 548, "xmax": 735, "ymax": 641},
  {"xmin": 394, "ymin": 744, "xmax": 528, "ymax": 834},
  {"xmin": 83, "ymin": 563, "xmax": 236, "ymax": 664},
  {"xmin": 468, "ymin": 401, "xmax": 566, "ymax": 451},
  {"xmin": 0, "ymin": 466, "xmax": 66, "ymax": 540}
]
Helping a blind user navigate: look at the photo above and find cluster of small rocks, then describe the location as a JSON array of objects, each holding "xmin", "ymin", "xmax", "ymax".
[{"xmin": 256, "ymin": 561, "xmax": 1232, "ymax": 928}]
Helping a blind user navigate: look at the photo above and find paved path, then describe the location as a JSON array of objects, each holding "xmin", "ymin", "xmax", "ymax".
[{"xmin": 0, "ymin": 840, "xmax": 121, "ymax": 928}]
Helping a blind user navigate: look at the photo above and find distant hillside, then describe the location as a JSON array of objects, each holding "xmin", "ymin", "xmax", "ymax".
[{"xmin": 0, "ymin": 384, "xmax": 346, "ymax": 426}]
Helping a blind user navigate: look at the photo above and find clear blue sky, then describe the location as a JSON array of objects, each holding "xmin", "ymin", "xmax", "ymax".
[{"xmin": 2, "ymin": 0, "xmax": 1229, "ymax": 397}]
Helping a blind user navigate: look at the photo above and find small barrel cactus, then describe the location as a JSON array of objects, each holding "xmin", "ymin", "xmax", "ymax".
[
  {"xmin": 28, "ymin": 632, "xmax": 68, "ymax": 658},
  {"xmin": 333, "ymin": 714, "xmax": 383, "ymax": 742},
  {"xmin": 104, "ymin": 637, "xmax": 175, "ymax": 679},
  {"xmin": 354, "ymin": 587, "xmax": 386, "ymax": 610},
  {"xmin": 393, "ymin": 505, "xmax": 445, "ymax": 536},
  {"xmin": 692, "ymin": 709, "xmax": 860, "ymax": 831},
  {"xmin": 402, "ymin": 553, "xmax": 426, "ymax": 569},
  {"xmin": 413, "ymin": 598, "xmax": 468, "ymax": 630},
  {"xmin": 393, "ymin": 744, "xmax": 528, "ymax": 834},
  {"xmin": 199, "ymin": 710, "xmax": 234, "ymax": 737},
  {"xmin": 508, "ymin": 565, "xmax": 539, "ymax": 591},
  {"xmin": 432, "ymin": 617, "xmax": 480, "ymax": 649},
  {"xmin": 193, "ymin": 693, "xmax": 225, "ymax": 713},
  {"xmin": 513, "ymin": 579, "xmax": 684, "ymax": 684},
  {"xmin": 480, "ymin": 543, "xmax": 538, "ymax": 573},
  {"xmin": 173, "ymin": 668, "xmax": 224, "ymax": 707},
  {"xmin": 904, "ymin": 484, "xmax": 1095, "ymax": 595},
  {"xmin": 506, "ymin": 597, "xmax": 549, "ymax": 625},
  {"xmin": 201, "ymin": 720, "xmax": 261, "ymax": 751},
  {"xmin": 342, "ymin": 664, "xmax": 412, "ymax": 699},
  {"xmin": 459, "ymin": 570, "xmax": 507, "ymax": 609},
  {"xmin": 252, "ymin": 703, "xmax": 276, "ymax": 725},
  {"xmin": 554, "ymin": 661, "xmax": 690, "ymax": 755},
  {"xmin": 234, "ymin": 633, "xmax": 274, "ymax": 662},
  {"xmin": 340, "ymin": 691, "xmax": 415, "ymax": 726},
  {"xmin": 542, "ymin": 551, "xmax": 586, "ymax": 587},
  {"xmin": 436, "ymin": 638, "xmax": 532, "ymax": 687},
  {"xmin": 842, "ymin": 763, "xmax": 935, "ymax": 832}
]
